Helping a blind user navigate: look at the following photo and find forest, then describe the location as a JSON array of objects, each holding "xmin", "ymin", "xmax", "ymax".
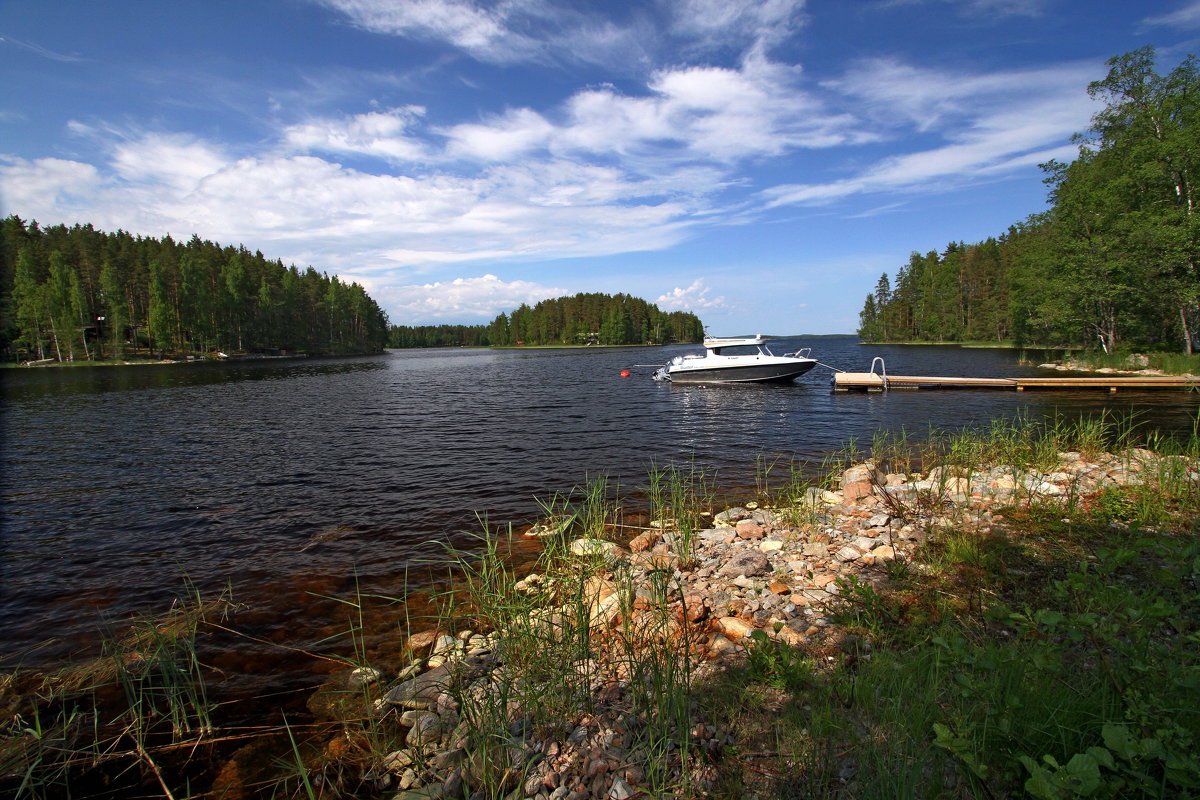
[
  {"xmin": 0, "ymin": 218, "xmax": 390, "ymax": 362},
  {"xmin": 858, "ymin": 48, "xmax": 1199, "ymax": 355},
  {"xmin": 387, "ymin": 292, "xmax": 705, "ymax": 348}
]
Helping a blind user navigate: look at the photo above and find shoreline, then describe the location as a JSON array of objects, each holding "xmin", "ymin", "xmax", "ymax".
[{"xmin": 6, "ymin": 423, "xmax": 1198, "ymax": 798}]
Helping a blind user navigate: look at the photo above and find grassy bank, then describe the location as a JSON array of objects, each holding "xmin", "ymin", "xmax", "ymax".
[
  {"xmin": 1023, "ymin": 350, "xmax": 1200, "ymax": 377},
  {"xmin": 2, "ymin": 416, "xmax": 1198, "ymax": 798}
]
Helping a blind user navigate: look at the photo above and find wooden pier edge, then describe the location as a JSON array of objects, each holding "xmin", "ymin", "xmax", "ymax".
[{"xmin": 832, "ymin": 372, "xmax": 1197, "ymax": 393}]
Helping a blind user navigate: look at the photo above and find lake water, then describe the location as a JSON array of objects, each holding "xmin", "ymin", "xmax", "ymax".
[{"xmin": 2, "ymin": 337, "xmax": 1197, "ymax": 690}]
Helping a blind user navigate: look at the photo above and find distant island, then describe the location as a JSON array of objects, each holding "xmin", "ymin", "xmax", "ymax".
[
  {"xmin": 857, "ymin": 47, "xmax": 1198, "ymax": 358},
  {"xmin": 388, "ymin": 293, "xmax": 704, "ymax": 348},
  {"xmin": 0, "ymin": 217, "xmax": 390, "ymax": 364}
]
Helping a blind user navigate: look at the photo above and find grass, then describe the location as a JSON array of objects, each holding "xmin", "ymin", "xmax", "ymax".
[
  {"xmin": 695, "ymin": 415, "xmax": 1200, "ymax": 799},
  {"xmin": 3, "ymin": 415, "xmax": 1198, "ymax": 798}
]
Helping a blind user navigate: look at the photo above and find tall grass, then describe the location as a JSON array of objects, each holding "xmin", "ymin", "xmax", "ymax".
[{"xmin": 1, "ymin": 584, "xmax": 232, "ymax": 799}]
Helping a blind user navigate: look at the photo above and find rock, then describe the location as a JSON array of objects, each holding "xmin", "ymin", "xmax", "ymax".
[
  {"xmin": 870, "ymin": 545, "xmax": 896, "ymax": 561},
  {"xmin": 405, "ymin": 630, "xmax": 441, "ymax": 658},
  {"xmin": 682, "ymin": 594, "xmax": 708, "ymax": 623},
  {"xmin": 714, "ymin": 617, "xmax": 756, "ymax": 641},
  {"xmin": 759, "ymin": 539, "xmax": 784, "ymax": 553},
  {"xmin": 802, "ymin": 542, "xmax": 828, "ymax": 558},
  {"xmin": 385, "ymin": 664, "xmax": 455, "ymax": 709},
  {"xmin": 569, "ymin": 538, "xmax": 617, "ymax": 557},
  {"xmin": 714, "ymin": 507, "xmax": 750, "ymax": 524},
  {"xmin": 735, "ymin": 520, "xmax": 766, "ymax": 539},
  {"xmin": 627, "ymin": 531, "xmax": 658, "ymax": 552},
  {"xmin": 767, "ymin": 580, "xmax": 791, "ymax": 595},
  {"xmin": 851, "ymin": 536, "xmax": 878, "ymax": 552},
  {"xmin": 609, "ymin": 775, "xmax": 634, "ymax": 800},
  {"xmin": 405, "ymin": 712, "xmax": 444, "ymax": 746},
  {"xmin": 718, "ymin": 550, "xmax": 772, "ymax": 578},
  {"xmin": 382, "ymin": 749, "xmax": 415, "ymax": 772},
  {"xmin": 348, "ymin": 666, "xmax": 383, "ymax": 689},
  {"xmin": 834, "ymin": 545, "xmax": 862, "ymax": 562},
  {"xmin": 842, "ymin": 481, "xmax": 873, "ymax": 503}
]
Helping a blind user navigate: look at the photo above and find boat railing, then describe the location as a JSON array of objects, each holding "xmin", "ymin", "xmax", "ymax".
[{"xmin": 784, "ymin": 347, "xmax": 812, "ymax": 359}]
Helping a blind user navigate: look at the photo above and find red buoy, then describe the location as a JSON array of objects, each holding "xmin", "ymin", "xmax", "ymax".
[{"xmin": 619, "ymin": 369, "xmax": 631, "ymax": 378}]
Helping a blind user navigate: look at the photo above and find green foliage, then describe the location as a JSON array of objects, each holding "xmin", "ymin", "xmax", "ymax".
[
  {"xmin": 0, "ymin": 217, "xmax": 390, "ymax": 361},
  {"xmin": 387, "ymin": 292, "xmax": 705, "ymax": 348},
  {"xmin": 860, "ymin": 47, "xmax": 1200, "ymax": 354},
  {"xmin": 745, "ymin": 630, "xmax": 812, "ymax": 692}
]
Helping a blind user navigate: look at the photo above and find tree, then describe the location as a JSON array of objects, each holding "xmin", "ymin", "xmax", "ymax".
[
  {"xmin": 1083, "ymin": 47, "xmax": 1199, "ymax": 353},
  {"xmin": 12, "ymin": 246, "xmax": 46, "ymax": 359},
  {"xmin": 100, "ymin": 259, "xmax": 126, "ymax": 360}
]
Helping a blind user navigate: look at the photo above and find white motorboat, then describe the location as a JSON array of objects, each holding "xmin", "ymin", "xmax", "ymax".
[{"xmin": 652, "ymin": 335, "xmax": 817, "ymax": 384}]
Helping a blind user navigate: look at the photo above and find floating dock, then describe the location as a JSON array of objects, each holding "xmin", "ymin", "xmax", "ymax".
[{"xmin": 833, "ymin": 373, "xmax": 1197, "ymax": 393}]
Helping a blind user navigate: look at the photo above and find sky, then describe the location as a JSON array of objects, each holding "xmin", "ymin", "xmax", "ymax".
[{"xmin": 3, "ymin": 1, "xmax": 1200, "ymax": 335}]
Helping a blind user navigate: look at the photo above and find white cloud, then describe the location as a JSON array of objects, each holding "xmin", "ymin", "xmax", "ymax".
[
  {"xmin": 439, "ymin": 50, "xmax": 866, "ymax": 166},
  {"xmin": 0, "ymin": 134, "xmax": 705, "ymax": 278},
  {"xmin": 444, "ymin": 108, "xmax": 556, "ymax": 161},
  {"xmin": 1141, "ymin": 1, "xmax": 1200, "ymax": 29},
  {"xmin": 378, "ymin": 273, "xmax": 567, "ymax": 322},
  {"xmin": 282, "ymin": 107, "xmax": 429, "ymax": 162},
  {"xmin": 0, "ymin": 156, "xmax": 103, "ymax": 213},
  {"xmin": 657, "ymin": 279, "xmax": 727, "ymax": 311}
]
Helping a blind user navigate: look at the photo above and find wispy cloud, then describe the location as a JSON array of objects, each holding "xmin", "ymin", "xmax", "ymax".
[
  {"xmin": 1140, "ymin": 1, "xmax": 1200, "ymax": 30},
  {"xmin": 0, "ymin": 33, "xmax": 87, "ymax": 62},
  {"xmin": 315, "ymin": 0, "xmax": 648, "ymax": 66},
  {"xmin": 765, "ymin": 59, "xmax": 1096, "ymax": 207}
]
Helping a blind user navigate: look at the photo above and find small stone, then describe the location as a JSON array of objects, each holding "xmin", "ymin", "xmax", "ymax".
[
  {"xmin": 442, "ymin": 769, "xmax": 464, "ymax": 799},
  {"xmin": 834, "ymin": 545, "xmax": 862, "ymax": 562},
  {"xmin": 348, "ymin": 666, "xmax": 383, "ymax": 689},
  {"xmin": 718, "ymin": 550, "xmax": 772, "ymax": 578},
  {"xmin": 609, "ymin": 775, "xmax": 634, "ymax": 800},
  {"xmin": 382, "ymin": 749, "xmax": 414, "ymax": 772},
  {"xmin": 735, "ymin": 520, "xmax": 766, "ymax": 540}
]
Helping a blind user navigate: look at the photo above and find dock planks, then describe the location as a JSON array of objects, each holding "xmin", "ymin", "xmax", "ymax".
[{"xmin": 833, "ymin": 373, "xmax": 1197, "ymax": 393}]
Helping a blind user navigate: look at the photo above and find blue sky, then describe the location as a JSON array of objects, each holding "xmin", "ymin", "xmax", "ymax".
[{"xmin": 3, "ymin": 0, "xmax": 1199, "ymax": 334}]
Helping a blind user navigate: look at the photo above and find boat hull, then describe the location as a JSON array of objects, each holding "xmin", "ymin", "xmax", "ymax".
[{"xmin": 664, "ymin": 360, "xmax": 817, "ymax": 384}]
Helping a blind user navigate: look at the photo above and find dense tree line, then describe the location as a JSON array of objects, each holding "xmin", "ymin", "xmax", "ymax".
[
  {"xmin": 0, "ymin": 218, "xmax": 389, "ymax": 362},
  {"xmin": 388, "ymin": 324, "xmax": 491, "ymax": 348},
  {"xmin": 388, "ymin": 292, "xmax": 705, "ymax": 348},
  {"xmin": 860, "ymin": 48, "xmax": 1199, "ymax": 354}
]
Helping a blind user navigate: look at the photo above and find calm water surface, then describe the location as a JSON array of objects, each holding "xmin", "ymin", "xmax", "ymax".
[{"xmin": 2, "ymin": 337, "xmax": 1197, "ymax": 682}]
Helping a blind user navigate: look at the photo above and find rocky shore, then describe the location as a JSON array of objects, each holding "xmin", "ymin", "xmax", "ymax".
[
  {"xmin": 1036, "ymin": 354, "xmax": 1200, "ymax": 378},
  {"xmin": 316, "ymin": 447, "xmax": 1198, "ymax": 800}
]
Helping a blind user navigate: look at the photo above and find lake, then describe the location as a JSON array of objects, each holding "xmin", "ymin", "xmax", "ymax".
[{"xmin": 2, "ymin": 337, "xmax": 1197, "ymax": 692}]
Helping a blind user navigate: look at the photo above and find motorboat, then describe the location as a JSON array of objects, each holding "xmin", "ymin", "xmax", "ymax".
[{"xmin": 652, "ymin": 335, "xmax": 817, "ymax": 384}]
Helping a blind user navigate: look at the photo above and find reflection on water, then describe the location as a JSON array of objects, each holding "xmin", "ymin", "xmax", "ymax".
[{"xmin": 1, "ymin": 339, "xmax": 1196, "ymax": 675}]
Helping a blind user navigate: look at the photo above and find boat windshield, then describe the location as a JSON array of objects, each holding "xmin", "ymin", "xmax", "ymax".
[{"xmin": 710, "ymin": 344, "xmax": 765, "ymax": 356}]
